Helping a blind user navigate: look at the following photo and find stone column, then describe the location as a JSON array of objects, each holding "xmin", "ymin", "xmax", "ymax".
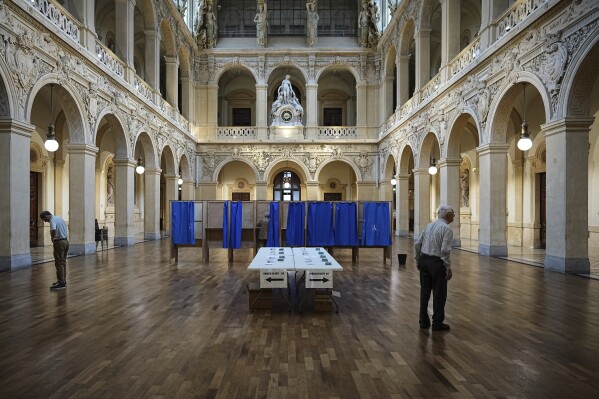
[
  {"xmin": 397, "ymin": 174, "xmax": 410, "ymax": 237},
  {"xmin": 478, "ymin": 0, "xmax": 499, "ymax": 50},
  {"xmin": 143, "ymin": 168, "xmax": 161, "ymax": 240},
  {"xmin": 439, "ymin": 158, "xmax": 462, "ymax": 246},
  {"xmin": 53, "ymin": 159, "xmax": 66, "ymax": 219},
  {"xmin": 181, "ymin": 77, "xmax": 193, "ymax": 121},
  {"xmin": 95, "ymin": 168, "xmax": 102, "ymax": 223},
  {"xmin": 144, "ymin": 29, "xmax": 160, "ymax": 91},
  {"xmin": 477, "ymin": 143, "xmax": 508, "ymax": 256},
  {"xmin": 207, "ymin": 84, "xmax": 219, "ymax": 128},
  {"xmin": 181, "ymin": 179, "xmax": 194, "ymax": 200},
  {"xmin": 440, "ymin": 0, "xmax": 461, "ymax": 82},
  {"xmin": 0, "ymin": 120, "xmax": 34, "ymax": 271},
  {"xmin": 416, "ymin": 29, "xmax": 431, "ymax": 91},
  {"xmin": 66, "ymin": 143, "xmax": 99, "ymax": 255},
  {"xmin": 74, "ymin": 0, "xmax": 97, "ymax": 51},
  {"xmin": 164, "ymin": 174, "xmax": 179, "ymax": 236},
  {"xmin": 383, "ymin": 75, "xmax": 394, "ymax": 121},
  {"xmin": 542, "ymin": 118, "xmax": 593, "ymax": 273},
  {"xmin": 397, "ymin": 54, "xmax": 410, "ymax": 107},
  {"xmin": 511, "ymin": 158, "xmax": 524, "ymax": 246},
  {"xmin": 113, "ymin": 158, "xmax": 136, "ymax": 246},
  {"xmin": 255, "ymin": 182, "xmax": 268, "ymax": 200},
  {"xmin": 306, "ymin": 181, "xmax": 320, "ymax": 201},
  {"xmin": 255, "ymin": 84, "xmax": 268, "ymax": 139},
  {"xmin": 413, "ymin": 168, "xmax": 431, "ymax": 239},
  {"xmin": 165, "ymin": 56, "xmax": 179, "ymax": 110},
  {"xmin": 356, "ymin": 83, "xmax": 368, "ymax": 128},
  {"xmin": 306, "ymin": 83, "xmax": 318, "ymax": 127},
  {"xmin": 115, "ymin": 0, "xmax": 135, "ymax": 67}
]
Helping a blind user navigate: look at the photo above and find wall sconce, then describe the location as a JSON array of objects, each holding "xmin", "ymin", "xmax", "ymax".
[
  {"xmin": 44, "ymin": 84, "xmax": 59, "ymax": 152},
  {"xmin": 135, "ymin": 156, "xmax": 145, "ymax": 174},
  {"xmin": 428, "ymin": 155, "xmax": 438, "ymax": 175},
  {"xmin": 517, "ymin": 83, "xmax": 533, "ymax": 151}
]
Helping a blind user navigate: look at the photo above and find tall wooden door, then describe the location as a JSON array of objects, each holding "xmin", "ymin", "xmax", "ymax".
[
  {"xmin": 30, "ymin": 172, "xmax": 39, "ymax": 247},
  {"xmin": 232, "ymin": 192, "xmax": 250, "ymax": 201},
  {"xmin": 539, "ymin": 172, "xmax": 546, "ymax": 249}
]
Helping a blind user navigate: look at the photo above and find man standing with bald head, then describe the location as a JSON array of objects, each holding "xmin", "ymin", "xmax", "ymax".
[
  {"xmin": 40, "ymin": 210, "xmax": 69, "ymax": 290},
  {"xmin": 415, "ymin": 205, "xmax": 455, "ymax": 331}
]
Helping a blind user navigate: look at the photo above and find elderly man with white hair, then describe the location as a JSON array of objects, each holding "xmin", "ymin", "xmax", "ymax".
[{"xmin": 414, "ymin": 205, "xmax": 455, "ymax": 331}]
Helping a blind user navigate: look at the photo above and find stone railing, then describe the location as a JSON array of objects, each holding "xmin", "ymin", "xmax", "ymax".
[
  {"xmin": 399, "ymin": 97, "xmax": 416, "ymax": 117},
  {"xmin": 30, "ymin": 0, "xmax": 80, "ymax": 43},
  {"xmin": 95, "ymin": 40, "xmax": 125, "ymax": 79},
  {"xmin": 496, "ymin": 0, "xmax": 546, "ymax": 38},
  {"xmin": 217, "ymin": 127, "xmax": 257, "ymax": 139},
  {"xmin": 421, "ymin": 74, "xmax": 441, "ymax": 101},
  {"xmin": 318, "ymin": 126, "xmax": 357, "ymax": 139},
  {"xmin": 449, "ymin": 37, "xmax": 481, "ymax": 76},
  {"xmin": 134, "ymin": 76, "xmax": 155, "ymax": 104}
]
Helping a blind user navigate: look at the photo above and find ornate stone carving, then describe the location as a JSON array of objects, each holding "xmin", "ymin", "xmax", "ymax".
[{"xmin": 354, "ymin": 150, "xmax": 373, "ymax": 178}]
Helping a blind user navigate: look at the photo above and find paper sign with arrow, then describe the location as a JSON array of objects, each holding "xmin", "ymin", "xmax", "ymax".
[
  {"xmin": 260, "ymin": 269, "xmax": 288, "ymax": 288},
  {"xmin": 306, "ymin": 270, "xmax": 333, "ymax": 288}
]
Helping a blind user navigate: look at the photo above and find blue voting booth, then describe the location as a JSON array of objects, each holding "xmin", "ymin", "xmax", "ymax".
[{"xmin": 170, "ymin": 200, "xmax": 392, "ymax": 263}]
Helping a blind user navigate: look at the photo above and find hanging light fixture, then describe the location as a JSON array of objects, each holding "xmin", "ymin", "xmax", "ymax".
[
  {"xmin": 44, "ymin": 84, "xmax": 59, "ymax": 152},
  {"xmin": 428, "ymin": 155, "xmax": 438, "ymax": 175},
  {"xmin": 390, "ymin": 177, "xmax": 397, "ymax": 186},
  {"xmin": 178, "ymin": 178, "xmax": 183, "ymax": 185},
  {"xmin": 283, "ymin": 173, "xmax": 291, "ymax": 189},
  {"xmin": 135, "ymin": 156, "xmax": 145, "ymax": 174},
  {"xmin": 517, "ymin": 83, "xmax": 533, "ymax": 151}
]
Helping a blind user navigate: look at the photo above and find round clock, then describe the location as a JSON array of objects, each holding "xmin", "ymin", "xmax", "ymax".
[{"xmin": 281, "ymin": 110, "xmax": 292, "ymax": 122}]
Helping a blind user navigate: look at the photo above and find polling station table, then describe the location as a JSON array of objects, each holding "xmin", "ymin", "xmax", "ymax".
[{"xmin": 247, "ymin": 247, "xmax": 343, "ymax": 312}]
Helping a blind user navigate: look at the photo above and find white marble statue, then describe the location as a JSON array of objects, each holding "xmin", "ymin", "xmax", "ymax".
[
  {"xmin": 254, "ymin": 3, "xmax": 268, "ymax": 48},
  {"xmin": 306, "ymin": 1, "xmax": 319, "ymax": 47}
]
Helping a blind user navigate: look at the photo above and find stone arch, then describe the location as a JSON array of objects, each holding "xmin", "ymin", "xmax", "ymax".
[
  {"xmin": 133, "ymin": 131, "xmax": 158, "ymax": 169},
  {"xmin": 398, "ymin": 143, "xmax": 415, "ymax": 174},
  {"xmin": 267, "ymin": 67, "xmax": 307, "ymax": 109},
  {"xmin": 446, "ymin": 110, "xmax": 481, "ymax": 158},
  {"xmin": 178, "ymin": 47, "xmax": 192, "ymax": 78},
  {"xmin": 314, "ymin": 158, "xmax": 362, "ymax": 182},
  {"xmin": 159, "ymin": 20, "xmax": 177, "ymax": 57},
  {"xmin": 266, "ymin": 64, "xmax": 309, "ymax": 86},
  {"xmin": 315, "ymin": 63, "xmax": 361, "ymax": 83},
  {"xmin": 93, "ymin": 110, "xmax": 130, "ymax": 159},
  {"xmin": 486, "ymin": 74, "xmax": 551, "ymax": 144},
  {"xmin": 214, "ymin": 63, "xmax": 258, "ymax": 84},
  {"xmin": 0, "ymin": 58, "xmax": 16, "ymax": 119},
  {"xmin": 385, "ymin": 45, "xmax": 397, "ymax": 79},
  {"xmin": 26, "ymin": 77, "xmax": 89, "ymax": 145},
  {"xmin": 418, "ymin": 131, "xmax": 440, "ymax": 168},
  {"xmin": 399, "ymin": 18, "xmax": 416, "ymax": 54},
  {"xmin": 419, "ymin": 0, "xmax": 435, "ymax": 30},
  {"xmin": 160, "ymin": 144, "xmax": 176, "ymax": 175},
  {"xmin": 137, "ymin": 0, "xmax": 156, "ymax": 29},
  {"xmin": 179, "ymin": 153, "xmax": 192, "ymax": 179},
  {"xmin": 213, "ymin": 157, "xmax": 260, "ymax": 182},
  {"xmin": 561, "ymin": 29, "xmax": 599, "ymax": 118},
  {"xmin": 265, "ymin": 158, "xmax": 310, "ymax": 183}
]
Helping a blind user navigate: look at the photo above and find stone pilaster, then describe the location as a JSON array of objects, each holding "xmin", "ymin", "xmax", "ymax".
[
  {"xmin": 255, "ymin": 84, "xmax": 268, "ymax": 139},
  {"xmin": 164, "ymin": 173, "xmax": 179, "ymax": 236},
  {"xmin": 439, "ymin": 158, "xmax": 462, "ymax": 246},
  {"xmin": 413, "ymin": 168, "xmax": 431, "ymax": 239},
  {"xmin": 306, "ymin": 83, "xmax": 318, "ymax": 127},
  {"xmin": 397, "ymin": 54, "xmax": 410, "ymax": 107},
  {"xmin": 0, "ymin": 119, "xmax": 34, "ymax": 271},
  {"xmin": 113, "ymin": 158, "xmax": 136, "ymax": 246},
  {"xmin": 440, "ymin": 0, "xmax": 461, "ymax": 82},
  {"xmin": 542, "ymin": 118, "xmax": 594, "ymax": 273},
  {"xmin": 66, "ymin": 143, "xmax": 99, "ymax": 255},
  {"xmin": 477, "ymin": 143, "xmax": 509, "ymax": 256},
  {"xmin": 115, "ymin": 0, "xmax": 135, "ymax": 68},
  {"xmin": 145, "ymin": 29, "xmax": 160, "ymax": 91},
  {"xmin": 143, "ymin": 168, "xmax": 161, "ymax": 241},
  {"xmin": 165, "ymin": 56, "xmax": 179, "ymax": 110},
  {"xmin": 397, "ymin": 174, "xmax": 410, "ymax": 237},
  {"xmin": 416, "ymin": 29, "xmax": 431, "ymax": 91}
]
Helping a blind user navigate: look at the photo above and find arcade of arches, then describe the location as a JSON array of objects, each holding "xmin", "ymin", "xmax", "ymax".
[{"xmin": 1, "ymin": 0, "xmax": 598, "ymax": 275}]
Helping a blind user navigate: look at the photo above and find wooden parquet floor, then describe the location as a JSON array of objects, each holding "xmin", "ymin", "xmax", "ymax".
[{"xmin": 1, "ymin": 238, "xmax": 599, "ymax": 399}]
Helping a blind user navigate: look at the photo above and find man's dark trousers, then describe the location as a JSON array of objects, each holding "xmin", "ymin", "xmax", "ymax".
[{"xmin": 419, "ymin": 253, "xmax": 447, "ymax": 327}]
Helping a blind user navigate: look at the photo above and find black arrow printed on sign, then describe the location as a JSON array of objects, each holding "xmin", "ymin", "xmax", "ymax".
[
  {"xmin": 309, "ymin": 278, "xmax": 329, "ymax": 283},
  {"xmin": 266, "ymin": 277, "xmax": 284, "ymax": 282}
]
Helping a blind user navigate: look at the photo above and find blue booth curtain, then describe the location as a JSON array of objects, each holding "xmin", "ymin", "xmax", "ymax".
[
  {"xmin": 334, "ymin": 202, "xmax": 358, "ymax": 246},
  {"xmin": 229, "ymin": 201, "xmax": 243, "ymax": 248},
  {"xmin": 267, "ymin": 201, "xmax": 280, "ymax": 247},
  {"xmin": 172, "ymin": 201, "xmax": 195, "ymax": 245},
  {"xmin": 307, "ymin": 202, "xmax": 335, "ymax": 246},
  {"xmin": 285, "ymin": 202, "xmax": 305, "ymax": 246},
  {"xmin": 222, "ymin": 201, "xmax": 229, "ymax": 248},
  {"xmin": 361, "ymin": 202, "xmax": 392, "ymax": 246}
]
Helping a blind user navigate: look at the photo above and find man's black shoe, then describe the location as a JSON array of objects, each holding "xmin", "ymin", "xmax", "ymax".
[
  {"xmin": 50, "ymin": 282, "xmax": 66, "ymax": 290},
  {"xmin": 432, "ymin": 323, "xmax": 450, "ymax": 331}
]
